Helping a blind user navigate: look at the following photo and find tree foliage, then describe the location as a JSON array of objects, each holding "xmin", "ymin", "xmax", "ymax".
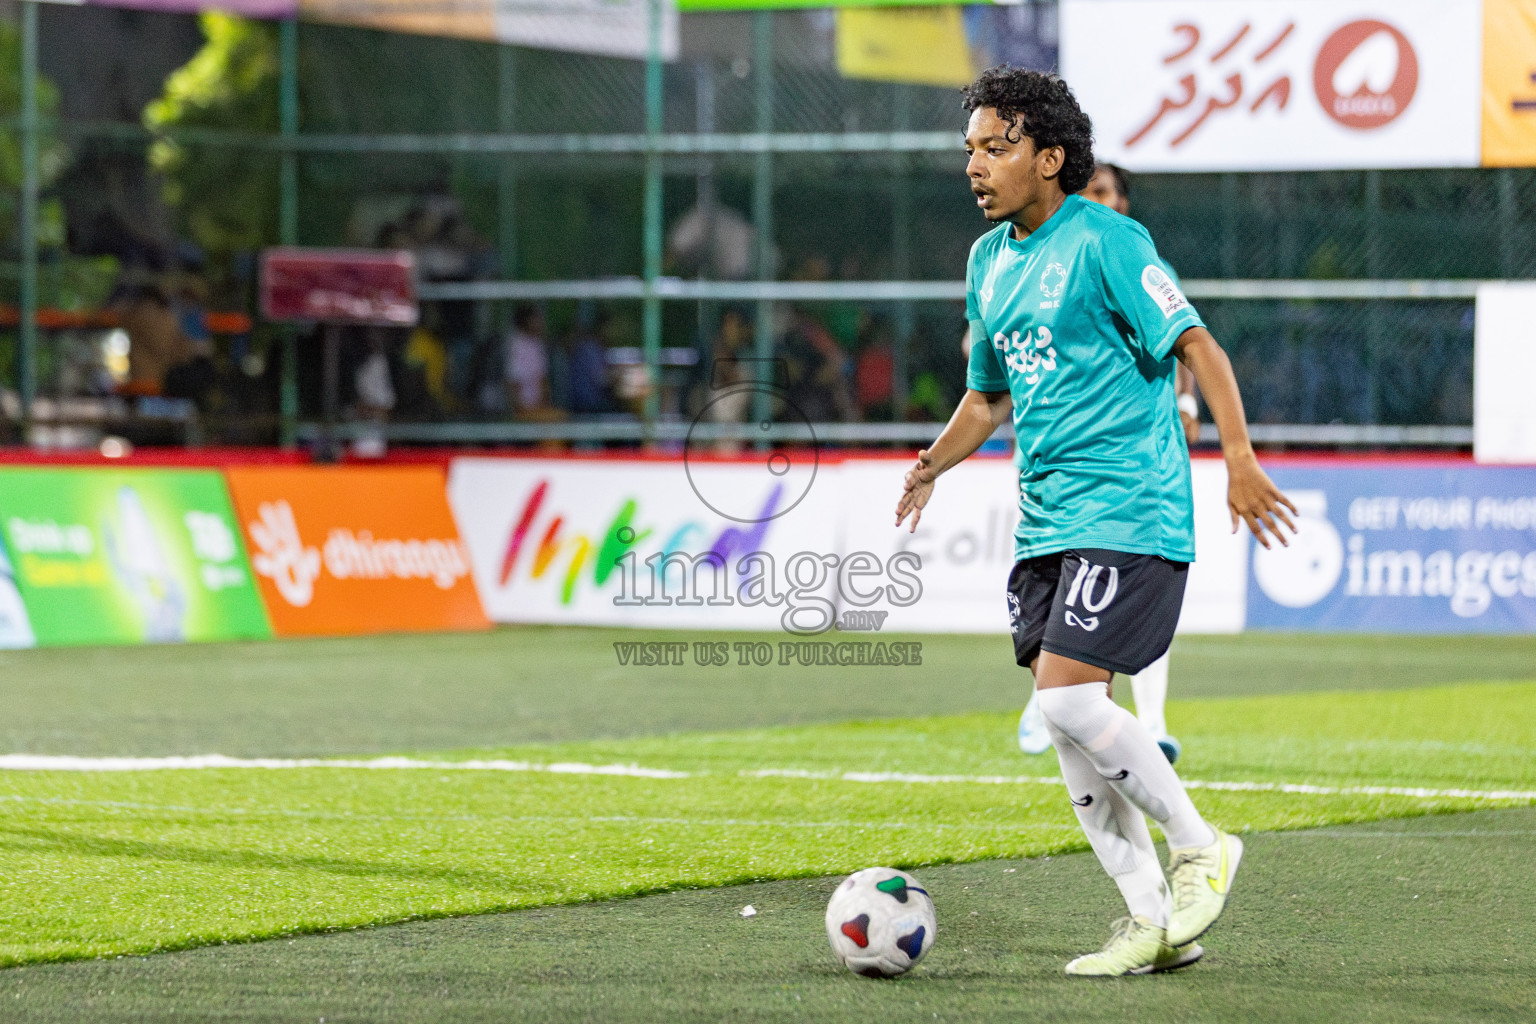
[
  {"xmin": 145, "ymin": 13, "xmax": 280, "ymax": 254},
  {"xmin": 0, "ymin": 21, "xmax": 68, "ymax": 250}
]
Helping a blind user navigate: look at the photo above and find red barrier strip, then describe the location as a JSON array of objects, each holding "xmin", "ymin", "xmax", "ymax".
[{"xmin": 0, "ymin": 445, "xmax": 1479, "ymax": 469}]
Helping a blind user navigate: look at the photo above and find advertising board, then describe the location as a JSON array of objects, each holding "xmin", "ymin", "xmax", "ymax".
[
  {"xmin": 1480, "ymin": 0, "xmax": 1536, "ymax": 167},
  {"xmin": 451, "ymin": 456, "xmax": 1245, "ymax": 637},
  {"xmin": 297, "ymin": 0, "xmax": 678, "ymax": 61},
  {"xmin": 448, "ymin": 457, "xmax": 847, "ymax": 633},
  {"xmin": 225, "ymin": 467, "xmax": 487, "ymax": 637},
  {"xmin": 0, "ymin": 469, "xmax": 270, "ymax": 646},
  {"xmin": 1061, "ymin": 0, "xmax": 1482, "ymax": 171},
  {"xmin": 1246, "ymin": 464, "xmax": 1536, "ymax": 632},
  {"xmin": 1474, "ymin": 282, "xmax": 1536, "ymax": 465},
  {"xmin": 834, "ymin": 457, "xmax": 1244, "ymax": 635}
]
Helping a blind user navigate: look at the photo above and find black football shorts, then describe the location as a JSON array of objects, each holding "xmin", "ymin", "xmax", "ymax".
[{"xmin": 1006, "ymin": 548, "xmax": 1188, "ymax": 676}]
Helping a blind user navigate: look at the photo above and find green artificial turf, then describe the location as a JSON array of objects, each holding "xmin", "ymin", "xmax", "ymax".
[
  {"xmin": 0, "ymin": 629, "xmax": 1533, "ymax": 1022},
  {"xmin": 0, "ymin": 628, "xmax": 1532, "ymax": 756},
  {"xmin": 0, "ymin": 680, "xmax": 1532, "ymax": 968},
  {"xmin": 3, "ymin": 806, "xmax": 1532, "ymax": 1023}
]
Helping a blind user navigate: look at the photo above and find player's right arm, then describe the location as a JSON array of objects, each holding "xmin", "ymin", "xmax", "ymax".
[
  {"xmin": 898, "ymin": 235, "xmax": 1013, "ymax": 532},
  {"xmin": 895, "ymin": 387, "xmax": 1011, "ymax": 533}
]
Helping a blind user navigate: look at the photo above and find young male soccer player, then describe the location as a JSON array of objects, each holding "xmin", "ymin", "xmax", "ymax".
[
  {"xmin": 895, "ymin": 68, "xmax": 1296, "ymax": 976},
  {"xmin": 1016, "ymin": 161, "xmax": 1199, "ymax": 764}
]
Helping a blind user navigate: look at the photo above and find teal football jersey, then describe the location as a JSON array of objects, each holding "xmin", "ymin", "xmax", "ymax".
[{"xmin": 966, "ymin": 195, "xmax": 1203, "ymax": 563}]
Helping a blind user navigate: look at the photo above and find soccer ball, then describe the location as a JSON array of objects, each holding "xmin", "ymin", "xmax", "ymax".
[{"xmin": 824, "ymin": 867, "xmax": 936, "ymax": 977}]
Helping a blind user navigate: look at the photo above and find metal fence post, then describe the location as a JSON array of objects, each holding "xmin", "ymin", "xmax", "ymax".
[
  {"xmin": 498, "ymin": 45, "xmax": 518, "ymax": 282},
  {"xmin": 1498, "ymin": 168, "xmax": 1517, "ymax": 278},
  {"xmin": 751, "ymin": 11, "xmax": 774, "ymax": 431},
  {"xmin": 1364, "ymin": 169, "xmax": 1382, "ymax": 424},
  {"xmin": 694, "ymin": 58, "xmax": 715, "ymax": 368},
  {"xmin": 18, "ymin": 0, "xmax": 38, "ymax": 438},
  {"xmin": 891, "ymin": 83, "xmax": 912, "ymax": 423},
  {"xmin": 641, "ymin": 0, "xmax": 664, "ymax": 433},
  {"xmin": 278, "ymin": 17, "xmax": 299, "ymax": 449}
]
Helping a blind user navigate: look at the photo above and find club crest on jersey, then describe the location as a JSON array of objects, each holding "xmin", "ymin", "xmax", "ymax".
[
  {"xmin": 992, "ymin": 326, "xmax": 1058, "ymax": 386},
  {"xmin": 1040, "ymin": 262, "xmax": 1066, "ymax": 307},
  {"xmin": 1141, "ymin": 265, "xmax": 1190, "ymax": 319}
]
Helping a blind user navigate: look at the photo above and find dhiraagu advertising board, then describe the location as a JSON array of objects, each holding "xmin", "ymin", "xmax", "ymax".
[{"xmin": 0, "ymin": 468, "xmax": 271, "ymax": 646}]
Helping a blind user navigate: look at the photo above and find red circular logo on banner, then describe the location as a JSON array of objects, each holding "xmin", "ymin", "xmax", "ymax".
[{"xmin": 1313, "ymin": 19, "xmax": 1418, "ymax": 129}]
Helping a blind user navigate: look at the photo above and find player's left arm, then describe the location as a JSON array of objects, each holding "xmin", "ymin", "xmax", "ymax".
[
  {"xmin": 1172, "ymin": 326, "xmax": 1297, "ymax": 548},
  {"xmin": 1175, "ymin": 362, "xmax": 1200, "ymax": 444}
]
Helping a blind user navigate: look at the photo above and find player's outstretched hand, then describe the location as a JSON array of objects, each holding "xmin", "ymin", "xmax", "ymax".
[
  {"xmin": 895, "ymin": 449, "xmax": 938, "ymax": 534},
  {"xmin": 1227, "ymin": 452, "xmax": 1297, "ymax": 549}
]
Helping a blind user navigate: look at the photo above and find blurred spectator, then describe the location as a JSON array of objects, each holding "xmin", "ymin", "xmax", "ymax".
[
  {"xmin": 700, "ymin": 307, "xmax": 754, "ymax": 451},
  {"xmin": 854, "ymin": 316, "xmax": 896, "ymax": 421},
  {"xmin": 562, "ymin": 305, "xmax": 612, "ymax": 415},
  {"xmin": 906, "ymin": 370, "xmax": 949, "ymax": 421},
  {"xmin": 114, "ymin": 282, "xmax": 214, "ymax": 407},
  {"xmin": 781, "ymin": 306, "xmax": 856, "ymax": 423},
  {"xmin": 503, "ymin": 304, "xmax": 551, "ymax": 416},
  {"xmin": 667, "ymin": 202, "xmax": 761, "ymax": 280},
  {"xmin": 170, "ymin": 273, "xmax": 211, "ymax": 350},
  {"xmin": 403, "ymin": 317, "xmax": 453, "ymax": 415},
  {"xmin": 352, "ymin": 327, "xmax": 396, "ymax": 458}
]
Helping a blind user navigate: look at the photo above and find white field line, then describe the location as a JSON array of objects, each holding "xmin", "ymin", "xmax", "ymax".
[
  {"xmin": 0, "ymin": 794, "xmax": 1083, "ymax": 833},
  {"xmin": 0, "ymin": 754, "xmax": 688, "ymax": 779},
  {"xmin": 744, "ymin": 768, "xmax": 1536, "ymax": 802},
  {"xmin": 1, "ymin": 755, "xmax": 1534, "ymax": 804}
]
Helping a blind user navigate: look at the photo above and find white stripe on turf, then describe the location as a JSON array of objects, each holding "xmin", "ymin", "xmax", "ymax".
[
  {"xmin": 1, "ymin": 754, "xmax": 1533, "ymax": 803},
  {"xmin": 0, "ymin": 754, "xmax": 688, "ymax": 778},
  {"xmin": 744, "ymin": 768, "xmax": 1536, "ymax": 801}
]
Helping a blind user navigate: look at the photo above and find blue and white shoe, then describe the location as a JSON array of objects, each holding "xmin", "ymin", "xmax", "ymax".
[
  {"xmin": 1156, "ymin": 735, "xmax": 1182, "ymax": 764},
  {"xmin": 1018, "ymin": 693, "xmax": 1052, "ymax": 755}
]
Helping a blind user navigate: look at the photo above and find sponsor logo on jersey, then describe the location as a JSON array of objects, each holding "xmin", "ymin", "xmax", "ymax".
[{"xmin": 992, "ymin": 326, "xmax": 1059, "ymax": 387}]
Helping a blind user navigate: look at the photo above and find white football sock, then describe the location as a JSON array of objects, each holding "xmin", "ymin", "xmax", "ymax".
[
  {"xmin": 1037, "ymin": 682, "xmax": 1216, "ymax": 851},
  {"xmin": 1130, "ymin": 650, "xmax": 1170, "ymax": 739},
  {"xmin": 1046, "ymin": 721, "xmax": 1170, "ymax": 927}
]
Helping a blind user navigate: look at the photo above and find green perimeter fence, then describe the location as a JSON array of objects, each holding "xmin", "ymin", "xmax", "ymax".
[{"xmin": 3, "ymin": 2, "xmax": 1532, "ymax": 448}]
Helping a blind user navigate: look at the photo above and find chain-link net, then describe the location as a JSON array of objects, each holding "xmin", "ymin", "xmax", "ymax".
[{"xmin": 6, "ymin": 2, "xmax": 1524, "ymax": 445}]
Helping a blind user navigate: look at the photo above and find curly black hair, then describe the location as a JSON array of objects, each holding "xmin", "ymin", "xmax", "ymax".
[{"xmin": 962, "ymin": 67, "xmax": 1096, "ymax": 196}]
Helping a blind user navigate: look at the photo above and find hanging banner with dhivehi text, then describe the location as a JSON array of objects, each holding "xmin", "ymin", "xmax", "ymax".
[{"xmin": 1061, "ymin": 0, "xmax": 1482, "ymax": 171}]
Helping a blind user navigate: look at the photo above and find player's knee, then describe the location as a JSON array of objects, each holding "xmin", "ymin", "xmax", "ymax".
[{"xmin": 1036, "ymin": 683, "xmax": 1117, "ymax": 746}]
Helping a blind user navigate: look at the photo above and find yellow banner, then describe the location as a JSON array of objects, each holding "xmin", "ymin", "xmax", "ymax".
[
  {"xmin": 835, "ymin": 7, "xmax": 975, "ymax": 88},
  {"xmin": 1483, "ymin": 0, "xmax": 1536, "ymax": 166}
]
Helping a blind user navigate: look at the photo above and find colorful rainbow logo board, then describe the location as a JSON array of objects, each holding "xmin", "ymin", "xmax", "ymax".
[{"xmin": 446, "ymin": 458, "xmax": 844, "ymax": 632}]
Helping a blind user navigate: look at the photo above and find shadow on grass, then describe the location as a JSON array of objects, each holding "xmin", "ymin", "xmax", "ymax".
[{"xmin": 0, "ymin": 824, "xmax": 529, "ymax": 895}]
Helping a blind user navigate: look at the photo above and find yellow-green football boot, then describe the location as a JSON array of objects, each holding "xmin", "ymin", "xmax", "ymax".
[
  {"xmin": 1131, "ymin": 939, "xmax": 1205, "ymax": 975},
  {"xmin": 1064, "ymin": 916, "xmax": 1165, "ymax": 977},
  {"xmin": 1167, "ymin": 828, "xmax": 1244, "ymax": 946}
]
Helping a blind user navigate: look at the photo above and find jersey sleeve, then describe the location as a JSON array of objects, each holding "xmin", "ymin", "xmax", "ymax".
[
  {"xmin": 1097, "ymin": 222, "xmax": 1204, "ymax": 361},
  {"xmin": 967, "ymin": 321, "xmax": 1007, "ymax": 392},
  {"xmin": 964, "ymin": 243, "xmax": 1009, "ymax": 392}
]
